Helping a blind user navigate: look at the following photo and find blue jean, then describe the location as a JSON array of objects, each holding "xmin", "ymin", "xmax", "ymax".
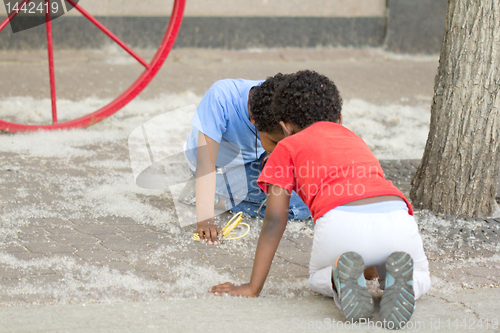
[{"xmin": 213, "ymin": 156, "xmax": 310, "ymax": 220}]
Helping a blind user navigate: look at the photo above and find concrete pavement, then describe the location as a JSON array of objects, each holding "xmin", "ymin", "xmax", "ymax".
[{"xmin": 1, "ymin": 290, "xmax": 500, "ymax": 332}]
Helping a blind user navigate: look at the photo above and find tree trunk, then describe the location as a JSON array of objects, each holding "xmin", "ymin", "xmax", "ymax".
[{"xmin": 410, "ymin": 0, "xmax": 500, "ymax": 218}]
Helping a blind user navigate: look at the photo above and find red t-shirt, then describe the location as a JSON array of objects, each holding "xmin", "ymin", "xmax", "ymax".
[{"xmin": 257, "ymin": 121, "xmax": 413, "ymax": 220}]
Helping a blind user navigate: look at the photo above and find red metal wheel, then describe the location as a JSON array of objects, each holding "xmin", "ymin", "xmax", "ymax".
[{"xmin": 0, "ymin": 0, "xmax": 185, "ymax": 132}]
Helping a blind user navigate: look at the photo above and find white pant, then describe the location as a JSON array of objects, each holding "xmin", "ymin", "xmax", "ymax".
[{"xmin": 308, "ymin": 208, "xmax": 431, "ymax": 302}]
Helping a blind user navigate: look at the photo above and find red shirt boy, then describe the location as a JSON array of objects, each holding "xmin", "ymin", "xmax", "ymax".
[{"xmin": 257, "ymin": 121, "xmax": 413, "ymax": 221}]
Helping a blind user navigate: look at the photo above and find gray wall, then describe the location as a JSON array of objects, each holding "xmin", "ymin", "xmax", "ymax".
[
  {"xmin": 0, "ymin": 0, "xmax": 387, "ymax": 17},
  {"xmin": 386, "ymin": 0, "xmax": 448, "ymax": 54},
  {"xmin": 0, "ymin": 0, "xmax": 448, "ymax": 53}
]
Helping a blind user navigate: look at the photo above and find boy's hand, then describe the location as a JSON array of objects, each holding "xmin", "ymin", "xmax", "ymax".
[
  {"xmin": 261, "ymin": 152, "xmax": 271, "ymax": 167},
  {"xmin": 196, "ymin": 219, "xmax": 222, "ymax": 245},
  {"xmin": 209, "ymin": 282, "xmax": 258, "ymax": 297}
]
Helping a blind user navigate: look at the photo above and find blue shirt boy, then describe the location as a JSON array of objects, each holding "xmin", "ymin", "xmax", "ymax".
[{"xmin": 184, "ymin": 79, "xmax": 265, "ymax": 170}]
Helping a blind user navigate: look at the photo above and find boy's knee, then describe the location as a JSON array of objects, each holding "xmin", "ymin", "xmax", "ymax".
[
  {"xmin": 308, "ymin": 275, "xmax": 319, "ymax": 293},
  {"xmin": 289, "ymin": 206, "xmax": 311, "ymax": 220},
  {"xmin": 414, "ymin": 270, "xmax": 431, "ymax": 299},
  {"xmin": 308, "ymin": 272, "xmax": 335, "ymax": 298}
]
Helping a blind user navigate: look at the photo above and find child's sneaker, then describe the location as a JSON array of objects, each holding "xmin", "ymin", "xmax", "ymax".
[
  {"xmin": 178, "ymin": 180, "xmax": 196, "ymax": 205},
  {"xmin": 178, "ymin": 180, "xmax": 220, "ymax": 206},
  {"xmin": 332, "ymin": 252, "xmax": 375, "ymax": 322},
  {"xmin": 380, "ymin": 251, "xmax": 415, "ymax": 330}
]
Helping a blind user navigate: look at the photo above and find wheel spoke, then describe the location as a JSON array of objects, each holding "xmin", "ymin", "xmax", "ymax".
[
  {"xmin": 0, "ymin": 0, "xmax": 32, "ymax": 32},
  {"xmin": 65, "ymin": 0, "xmax": 150, "ymax": 69},
  {"xmin": 46, "ymin": 0, "xmax": 57, "ymax": 124}
]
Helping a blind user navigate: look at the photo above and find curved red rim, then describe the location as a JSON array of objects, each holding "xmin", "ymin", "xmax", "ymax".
[{"xmin": 0, "ymin": 0, "xmax": 186, "ymax": 132}]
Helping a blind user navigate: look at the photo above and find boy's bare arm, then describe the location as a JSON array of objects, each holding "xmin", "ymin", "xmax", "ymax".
[
  {"xmin": 209, "ymin": 185, "xmax": 290, "ymax": 296},
  {"xmin": 195, "ymin": 133, "xmax": 222, "ymax": 245}
]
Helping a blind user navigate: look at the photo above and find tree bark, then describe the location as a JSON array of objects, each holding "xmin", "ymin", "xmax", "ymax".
[{"xmin": 410, "ymin": 0, "xmax": 500, "ymax": 217}]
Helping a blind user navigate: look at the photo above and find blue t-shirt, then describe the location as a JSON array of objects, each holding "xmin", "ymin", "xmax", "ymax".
[{"xmin": 185, "ymin": 79, "xmax": 266, "ymax": 170}]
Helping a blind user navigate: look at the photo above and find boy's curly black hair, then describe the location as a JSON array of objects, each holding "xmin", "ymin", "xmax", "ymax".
[
  {"xmin": 271, "ymin": 70, "xmax": 342, "ymax": 128},
  {"xmin": 248, "ymin": 73, "xmax": 290, "ymax": 133}
]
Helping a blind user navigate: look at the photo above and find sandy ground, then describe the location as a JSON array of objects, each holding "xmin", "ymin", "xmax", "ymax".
[{"xmin": 0, "ymin": 47, "xmax": 438, "ymax": 104}]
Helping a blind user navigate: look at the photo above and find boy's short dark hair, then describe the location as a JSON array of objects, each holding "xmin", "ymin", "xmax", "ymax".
[
  {"xmin": 272, "ymin": 70, "xmax": 343, "ymax": 128},
  {"xmin": 249, "ymin": 73, "xmax": 290, "ymax": 133}
]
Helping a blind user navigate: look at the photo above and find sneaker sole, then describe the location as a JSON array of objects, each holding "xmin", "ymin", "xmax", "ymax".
[
  {"xmin": 336, "ymin": 252, "xmax": 375, "ymax": 322},
  {"xmin": 380, "ymin": 251, "xmax": 415, "ymax": 329}
]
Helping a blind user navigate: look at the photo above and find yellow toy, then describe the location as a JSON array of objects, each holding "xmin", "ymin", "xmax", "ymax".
[{"xmin": 192, "ymin": 212, "xmax": 250, "ymax": 241}]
